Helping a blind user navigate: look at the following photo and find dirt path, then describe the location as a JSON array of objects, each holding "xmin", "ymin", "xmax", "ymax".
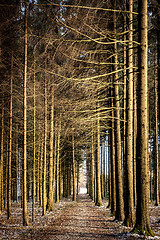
[
  {"xmin": 0, "ymin": 194, "xmax": 159, "ymax": 239},
  {"xmin": 21, "ymin": 194, "xmax": 122, "ymax": 240}
]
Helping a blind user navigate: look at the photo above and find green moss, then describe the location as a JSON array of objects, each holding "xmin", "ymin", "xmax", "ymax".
[
  {"xmin": 47, "ymin": 203, "xmax": 54, "ymax": 212},
  {"xmin": 131, "ymin": 226, "xmax": 154, "ymax": 237},
  {"xmin": 124, "ymin": 218, "xmax": 135, "ymax": 228}
]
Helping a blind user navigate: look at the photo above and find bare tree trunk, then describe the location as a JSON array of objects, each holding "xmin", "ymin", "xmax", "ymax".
[
  {"xmin": 76, "ymin": 163, "xmax": 79, "ymax": 196},
  {"xmin": 47, "ymin": 82, "xmax": 54, "ymax": 211},
  {"xmin": 132, "ymin": 0, "xmax": 154, "ymax": 236},
  {"xmin": 56, "ymin": 118, "xmax": 61, "ymax": 203},
  {"xmin": 103, "ymin": 141, "xmax": 106, "ymax": 198},
  {"xmin": 23, "ymin": 0, "xmax": 29, "ymax": 225},
  {"xmin": 7, "ymin": 53, "xmax": 13, "ymax": 220},
  {"xmin": 5, "ymin": 137, "xmax": 8, "ymax": 210},
  {"xmin": 124, "ymin": 0, "xmax": 135, "ymax": 227},
  {"xmin": 157, "ymin": 5, "xmax": 160, "ymax": 129},
  {"xmin": 95, "ymin": 104, "xmax": 102, "ymax": 206},
  {"xmin": 32, "ymin": 60, "xmax": 36, "ymax": 222},
  {"xmin": 153, "ymin": 64, "xmax": 159, "ymax": 206},
  {"xmin": 42, "ymin": 67, "xmax": 47, "ymax": 216},
  {"xmin": 113, "ymin": 1, "xmax": 124, "ymax": 221},
  {"xmin": 0, "ymin": 99, "xmax": 4, "ymax": 213},
  {"xmin": 110, "ymin": 86, "xmax": 116, "ymax": 215},
  {"xmin": 91, "ymin": 127, "xmax": 94, "ymax": 201},
  {"xmin": 101, "ymin": 138, "xmax": 104, "ymax": 199},
  {"xmin": 53, "ymin": 123, "xmax": 57, "ymax": 200},
  {"xmin": 16, "ymin": 125, "xmax": 19, "ymax": 203},
  {"xmin": 40, "ymin": 139, "xmax": 43, "ymax": 207},
  {"xmin": 36, "ymin": 141, "xmax": 40, "ymax": 203},
  {"xmin": 59, "ymin": 155, "xmax": 62, "ymax": 201},
  {"xmin": 94, "ymin": 157, "xmax": 97, "ymax": 204},
  {"xmin": 72, "ymin": 129, "xmax": 76, "ymax": 201},
  {"xmin": 133, "ymin": 55, "xmax": 137, "ymax": 206},
  {"xmin": 123, "ymin": 0, "xmax": 127, "ymax": 216}
]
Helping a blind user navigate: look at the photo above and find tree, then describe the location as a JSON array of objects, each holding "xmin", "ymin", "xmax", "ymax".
[
  {"xmin": 47, "ymin": 81, "xmax": 54, "ymax": 211},
  {"xmin": 0, "ymin": 99, "xmax": 4, "ymax": 214},
  {"xmin": 7, "ymin": 53, "xmax": 13, "ymax": 220},
  {"xmin": 153, "ymin": 64, "xmax": 159, "ymax": 206},
  {"xmin": 72, "ymin": 129, "xmax": 77, "ymax": 201},
  {"xmin": 23, "ymin": 0, "xmax": 29, "ymax": 226},
  {"xmin": 132, "ymin": 0, "xmax": 154, "ymax": 236},
  {"xmin": 95, "ymin": 103, "xmax": 102, "ymax": 206},
  {"xmin": 124, "ymin": 0, "xmax": 135, "ymax": 227},
  {"xmin": 113, "ymin": 0, "xmax": 124, "ymax": 221}
]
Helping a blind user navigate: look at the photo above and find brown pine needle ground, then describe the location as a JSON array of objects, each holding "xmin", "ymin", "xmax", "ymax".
[{"xmin": 0, "ymin": 194, "xmax": 159, "ymax": 239}]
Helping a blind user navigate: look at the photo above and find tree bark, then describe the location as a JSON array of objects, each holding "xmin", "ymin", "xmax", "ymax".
[
  {"xmin": 16, "ymin": 125, "xmax": 19, "ymax": 203},
  {"xmin": 95, "ymin": 104, "xmax": 102, "ymax": 206},
  {"xmin": 91, "ymin": 127, "xmax": 94, "ymax": 201},
  {"xmin": 124, "ymin": 0, "xmax": 135, "ymax": 227},
  {"xmin": 23, "ymin": 0, "xmax": 29, "ymax": 225},
  {"xmin": 72, "ymin": 129, "xmax": 76, "ymax": 201},
  {"xmin": 7, "ymin": 53, "xmax": 13, "ymax": 220},
  {"xmin": 40, "ymin": 139, "xmax": 43, "ymax": 207},
  {"xmin": 42, "ymin": 66, "xmax": 47, "ymax": 216},
  {"xmin": 153, "ymin": 64, "xmax": 159, "ymax": 206},
  {"xmin": 56, "ymin": 118, "xmax": 61, "ymax": 203},
  {"xmin": 132, "ymin": 0, "xmax": 154, "ymax": 236},
  {"xmin": 113, "ymin": 1, "xmax": 124, "ymax": 221},
  {"xmin": 47, "ymin": 82, "xmax": 54, "ymax": 211},
  {"xmin": 101, "ymin": 138, "xmax": 104, "ymax": 199},
  {"xmin": 110, "ymin": 85, "xmax": 116, "ymax": 215},
  {"xmin": 0, "ymin": 99, "xmax": 4, "ymax": 213}
]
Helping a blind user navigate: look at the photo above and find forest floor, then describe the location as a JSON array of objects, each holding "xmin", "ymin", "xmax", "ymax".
[{"xmin": 0, "ymin": 194, "xmax": 160, "ymax": 240}]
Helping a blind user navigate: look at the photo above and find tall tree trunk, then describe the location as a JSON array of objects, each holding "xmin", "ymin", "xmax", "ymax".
[
  {"xmin": 132, "ymin": 0, "xmax": 154, "ymax": 236},
  {"xmin": 94, "ymin": 156, "xmax": 97, "ymax": 204},
  {"xmin": 157, "ymin": 5, "xmax": 160, "ymax": 128},
  {"xmin": 7, "ymin": 53, "xmax": 13, "ymax": 220},
  {"xmin": 91, "ymin": 127, "xmax": 94, "ymax": 201},
  {"xmin": 113, "ymin": 1, "xmax": 124, "ymax": 221},
  {"xmin": 56, "ymin": 118, "xmax": 61, "ymax": 203},
  {"xmin": 63, "ymin": 160, "xmax": 67, "ymax": 197},
  {"xmin": 47, "ymin": 82, "xmax": 54, "ymax": 211},
  {"xmin": 32, "ymin": 60, "xmax": 36, "ymax": 222},
  {"xmin": 110, "ymin": 86, "xmax": 116, "ymax": 215},
  {"xmin": 103, "ymin": 140, "xmax": 106, "ymax": 198},
  {"xmin": 40, "ymin": 139, "xmax": 43, "ymax": 207},
  {"xmin": 59, "ymin": 155, "xmax": 62, "ymax": 201},
  {"xmin": 123, "ymin": 0, "xmax": 127, "ymax": 216},
  {"xmin": 153, "ymin": 64, "xmax": 159, "ymax": 206},
  {"xmin": 77, "ymin": 161, "xmax": 80, "ymax": 195},
  {"xmin": 133, "ymin": 54, "xmax": 137, "ymax": 206},
  {"xmin": 108, "ymin": 135, "xmax": 111, "ymax": 208},
  {"xmin": 5, "ymin": 137, "xmax": 8, "ymax": 210},
  {"xmin": 36, "ymin": 141, "xmax": 40, "ymax": 203},
  {"xmin": 16, "ymin": 125, "xmax": 19, "ymax": 203},
  {"xmin": 95, "ymin": 104, "xmax": 102, "ymax": 206},
  {"xmin": 53, "ymin": 123, "xmax": 57, "ymax": 200},
  {"xmin": 124, "ymin": 0, "xmax": 135, "ymax": 227},
  {"xmin": 72, "ymin": 129, "xmax": 76, "ymax": 201},
  {"xmin": 23, "ymin": 0, "xmax": 29, "ymax": 225},
  {"xmin": 0, "ymin": 99, "xmax": 4, "ymax": 213},
  {"xmin": 42, "ymin": 67, "xmax": 47, "ymax": 216},
  {"xmin": 101, "ymin": 138, "xmax": 104, "ymax": 199}
]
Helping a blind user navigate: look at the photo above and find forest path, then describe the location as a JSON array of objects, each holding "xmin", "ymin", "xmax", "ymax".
[
  {"xmin": 20, "ymin": 194, "xmax": 130, "ymax": 240},
  {"xmin": 1, "ymin": 194, "xmax": 159, "ymax": 239}
]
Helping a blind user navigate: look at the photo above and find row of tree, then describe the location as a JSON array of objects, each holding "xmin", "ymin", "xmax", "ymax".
[{"xmin": 0, "ymin": 0, "xmax": 159, "ymax": 236}]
